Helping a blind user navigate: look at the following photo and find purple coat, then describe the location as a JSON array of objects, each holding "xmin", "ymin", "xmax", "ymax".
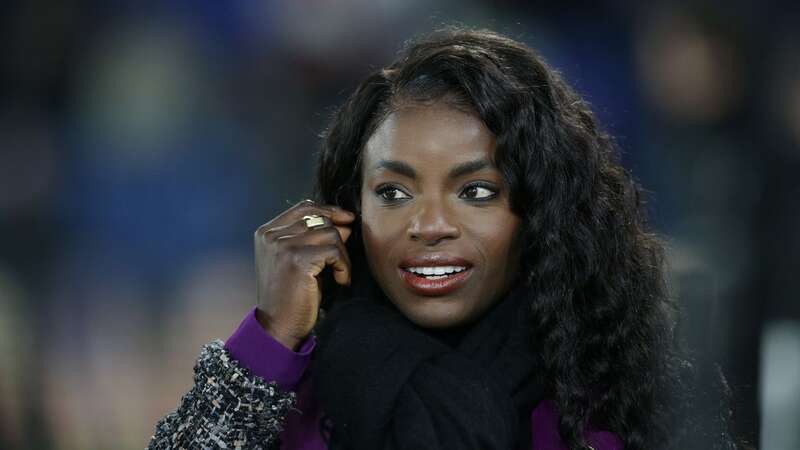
[{"xmin": 225, "ymin": 307, "xmax": 623, "ymax": 450}]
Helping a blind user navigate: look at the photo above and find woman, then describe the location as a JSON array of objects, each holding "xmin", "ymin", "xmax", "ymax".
[{"xmin": 148, "ymin": 27, "xmax": 735, "ymax": 450}]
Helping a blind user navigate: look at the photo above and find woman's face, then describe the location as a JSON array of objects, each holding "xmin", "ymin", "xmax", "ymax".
[{"xmin": 360, "ymin": 102, "xmax": 522, "ymax": 329}]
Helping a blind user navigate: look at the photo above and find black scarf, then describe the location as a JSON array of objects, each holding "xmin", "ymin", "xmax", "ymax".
[{"xmin": 312, "ymin": 275, "xmax": 545, "ymax": 450}]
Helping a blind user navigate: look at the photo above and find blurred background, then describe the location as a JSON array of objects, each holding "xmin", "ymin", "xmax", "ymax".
[{"xmin": 1, "ymin": 0, "xmax": 798, "ymax": 448}]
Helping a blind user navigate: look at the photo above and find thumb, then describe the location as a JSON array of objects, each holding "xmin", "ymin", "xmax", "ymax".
[{"xmin": 335, "ymin": 225, "xmax": 352, "ymax": 243}]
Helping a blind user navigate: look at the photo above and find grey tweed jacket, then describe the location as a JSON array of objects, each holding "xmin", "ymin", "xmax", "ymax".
[{"xmin": 146, "ymin": 340, "xmax": 297, "ymax": 450}]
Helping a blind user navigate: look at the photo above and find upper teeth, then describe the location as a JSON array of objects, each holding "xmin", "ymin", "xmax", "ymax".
[{"xmin": 405, "ymin": 266, "xmax": 466, "ymax": 275}]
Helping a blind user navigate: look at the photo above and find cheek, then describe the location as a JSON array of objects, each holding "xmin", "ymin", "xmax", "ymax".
[
  {"xmin": 476, "ymin": 214, "xmax": 522, "ymax": 267},
  {"xmin": 360, "ymin": 208, "xmax": 404, "ymax": 270},
  {"xmin": 359, "ymin": 195, "xmax": 380, "ymax": 263},
  {"xmin": 360, "ymin": 220, "xmax": 381, "ymax": 265}
]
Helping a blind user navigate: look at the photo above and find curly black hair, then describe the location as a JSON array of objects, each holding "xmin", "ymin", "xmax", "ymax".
[{"xmin": 312, "ymin": 26, "xmax": 737, "ymax": 450}]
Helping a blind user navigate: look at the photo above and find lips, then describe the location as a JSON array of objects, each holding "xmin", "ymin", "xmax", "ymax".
[
  {"xmin": 399, "ymin": 255, "xmax": 472, "ymax": 269},
  {"xmin": 398, "ymin": 255, "xmax": 473, "ymax": 296}
]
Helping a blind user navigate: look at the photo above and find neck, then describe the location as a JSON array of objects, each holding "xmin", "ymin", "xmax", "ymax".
[{"xmin": 425, "ymin": 322, "xmax": 474, "ymax": 348}]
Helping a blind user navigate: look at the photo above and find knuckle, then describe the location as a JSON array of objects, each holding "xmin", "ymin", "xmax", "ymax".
[
  {"xmin": 296, "ymin": 199, "xmax": 317, "ymax": 211},
  {"xmin": 254, "ymin": 224, "xmax": 270, "ymax": 237},
  {"xmin": 320, "ymin": 225, "xmax": 339, "ymax": 240},
  {"xmin": 295, "ymin": 205, "xmax": 315, "ymax": 217},
  {"xmin": 323, "ymin": 243, "xmax": 341, "ymax": 256},
  {"xmin": 289, "ymin": 248, "xmax": 307, "ymax": 267},
  {"xmin": 303, "ymin": 223, "xmax": 331, "ymax": 241},
  {"xmin": 262, "ymin": 227, "xmax": 283, "ymax": 241},
  {"xmin": 272, "ymin": 239, "xmax": 292, "ymax": 258}
]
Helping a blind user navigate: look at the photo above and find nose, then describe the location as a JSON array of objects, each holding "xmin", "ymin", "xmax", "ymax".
[{"xmin": 406, "ymin": 198, "xmax": 460, "ymax": 244}]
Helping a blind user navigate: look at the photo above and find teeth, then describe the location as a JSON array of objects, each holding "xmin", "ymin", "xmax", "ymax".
[{"xmin": 405, "ymin": 266, "xmax": 466, "ymax": 276}]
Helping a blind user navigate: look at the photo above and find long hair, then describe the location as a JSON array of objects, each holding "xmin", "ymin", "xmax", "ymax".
[{"xmin": 312, "ymin": 26, "xmax": 735, "ymax": 450}]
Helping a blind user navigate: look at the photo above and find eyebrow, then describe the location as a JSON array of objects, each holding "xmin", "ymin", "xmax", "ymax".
[{"xmin": 373, "ymin": 158, "xmax": 493, "ymax": 180}]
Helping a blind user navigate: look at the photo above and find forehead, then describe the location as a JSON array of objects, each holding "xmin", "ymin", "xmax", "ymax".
[{"xmin": 363, "ymin": 103, "xmax": 496, "ymax": 170}]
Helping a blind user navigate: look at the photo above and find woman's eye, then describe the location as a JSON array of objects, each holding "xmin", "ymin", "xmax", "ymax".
[
  {"xmin": 376, "ymin": 186, "xmax": 411, "ymax": 202},
  {"xmin": 460, "ymin": 184, "xmax": 497, "ymax": 200}
]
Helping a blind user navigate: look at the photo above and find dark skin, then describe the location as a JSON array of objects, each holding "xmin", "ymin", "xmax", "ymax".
[{"xmin": 254, "ymin": 102, "xmax": 522, "ymax": 350}]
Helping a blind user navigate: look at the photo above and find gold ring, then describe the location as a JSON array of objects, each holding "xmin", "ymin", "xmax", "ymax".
[{"xmin": 302, "ymin": 214, "xmax": 326, "ymax": 228}]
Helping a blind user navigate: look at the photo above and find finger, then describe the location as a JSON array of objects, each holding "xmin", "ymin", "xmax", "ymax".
[
  {"xmin": 258, "ymin": 200, "xmax": 356, "ymax": 234},
  {"xmin": 286, "ymin": 200, "xmax": 356, "ymax": 224},
  {"xmin": 255, "ymin": 199, "xmax": 327, "ymax": 230},
  {"xmin": 328, "ymin": 245, "xmax": 352, "ymax": 286},
  {"xmin": 279, "ymin": 223, "xmax": 351, "ymax": 285},
  {"xmin": 297, "ymin": 243, "xmax": 352, "ymax": 286},
  {"xmin": 264, "ymin": 215, "xmax": 354, "ymax": 243},
  {"xmin": 255, "ymin": 220, "xmax": 302, "ymax": 241},
  {"xmin": 278, "ymin": 219, "xmax": 341, "ymax": 247},
  {"xmin": 265, "ymin": 215, "xmax": 332, "ymax": 241},
  {"xmin": 327, "ymin": 207, "xmax": 357, "ymax": 224},
  {"xmin": 256, "ymin": 212, "xmax": 328, "ymax": 240},
  {"xmin": 335, "ymin": 225, "xmax": 352, "ymax": 243}
]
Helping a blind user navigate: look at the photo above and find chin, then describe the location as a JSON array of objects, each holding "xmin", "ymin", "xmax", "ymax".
[{"xmin": 395, "ymin": 299, "xmax": 473, "ymax": 329}]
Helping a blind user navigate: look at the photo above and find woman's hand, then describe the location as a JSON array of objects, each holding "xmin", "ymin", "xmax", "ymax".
[{"xmin": 253, "ymin": 199, "xmax": 355, "ymax": 351}]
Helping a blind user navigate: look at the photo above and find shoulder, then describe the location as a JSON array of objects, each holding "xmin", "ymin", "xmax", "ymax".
[{"xmin": 531, "ymin": 399, "xmax": 624, "ymax": 450}]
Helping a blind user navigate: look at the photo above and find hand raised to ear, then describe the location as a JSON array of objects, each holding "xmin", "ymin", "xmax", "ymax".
[{"xmin": 253, "ymin": 199, "xmax": 355, "ymax": 351}]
